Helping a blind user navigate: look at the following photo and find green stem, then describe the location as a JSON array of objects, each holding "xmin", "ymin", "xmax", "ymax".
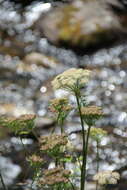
[
  {"xmin": 19, "ymin": 137, "xmax": 30, "ymax": 181},
  {"xmin": 55, "ymin": 158, "xmax": 58, "ymax": 167},
  {"xmin": 102, "ymin": 185, "xmax": 106, "ymax": 190},
  {"xmin": 96, "ymin": 140, "xmax": 99, "ymax": 190},
  {"xmin": 83, "ymin": 125, "xmax": 91, "ymax": 190},
  {"xmin": 96, "ymin": 140, "xmax": 99, "ymax": 173},
  {"xmin": 32, "ymin": 129, "xmax": 38, "ymax": 141},
  {"xmin": 31, "ymin": 167, "xmax": 40, "ymax": 190},
  {"xmin": 20, "ymin": 137, "xmax": 28, "ymax": 157},
  {"xmin": 76, "ymin": 154, "xmax": 82, "ymax": 171},
  {"xmin": 75, "ymin": 92, "xmax": 86, "ymax": 190},
  {"xmin": 60, "ymin": 120, "xmax": 64, "ymax": 134},
  {"xmin": 51, "ymin": 125, "xmax": 56, "ymax": 134},
  {"xmin": 51, "ymin": 112, "xmax": 64, "ymax": 134},
  {"xmin": 68, "ymin": 178, "xmax": 75, "ymax": 190},
  {"xmin": 0, "ymin": 171, "xmax": 7, "ymax": 190},
  {"xmin": 58, "ymin": 113, "xmax": 64, "ymax": 134}
]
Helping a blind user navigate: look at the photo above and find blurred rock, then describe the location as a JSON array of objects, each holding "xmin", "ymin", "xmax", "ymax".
[
  {"xmin": 0, "ymin": 126, "xmax": 10, "ymax": 140},
  {"xmin": 86, "ymin": 182, "xmax": 96, "ymax": 190},
  {"xmin": 36, "ymin": 0, "xmax": 127, "ymax": 49},
  {"xmin": 106, "ymin": 0, "xmax": 127, "ymax": 14},
  {"xmin": 24, "ymin": 52, "xmax": 60, "ymax": 69},
  {"xmin": 0, "ymin": 156, "xmax": 21, "ymax": 187},
  {"xmin": 35, "ymin": 116, "xmax": 55, "ymax": 129},
  {"xmin": 0, "ymin": 103, "xmax": 34, "ymax": 117}
]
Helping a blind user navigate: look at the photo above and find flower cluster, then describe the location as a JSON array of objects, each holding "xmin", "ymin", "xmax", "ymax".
[
  {"xmin": 17, "ymin": 114, "xmax": 36, "ymax": 121},
  {"xmin": 39, "ymin": 134, "xmax": 68, "ymax": 153},
  {"xmin": 0, "ymin": 114, "xmax": 36, "ymax": 135},
  {"xmin": 93, "ymin": 171, "xmax": 120, "ymax": 185},
  {"xmin": 27, "ymin": 154, "xmax": 44, "ymax": 168},
  {"xmin": 49, "ymin": 97, "xmax": 72, "ymax": 113},
  {"xmin": 38, "ymin": 167, "xmax": 71, "ymax": 186},
  {"xmin": 80, "ymin": 106, "xmax": 103, "ymax": 125},
  {"xmin": 52, "ymin": 68, "xmax": 91, "ymax": 90},
  {"xmin": 81, "ymin": 106, "xmax": 103, "ymax": 117},
  {"xmin": 49, "ymin": 97, "xmax": 73, "ymax": 127},
  {"xmin": 90, "ymin": 127, "xmax": 107, "ymax": 142}
]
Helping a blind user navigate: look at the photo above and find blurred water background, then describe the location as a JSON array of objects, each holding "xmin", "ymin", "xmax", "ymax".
[{"xmin": 0, "ymin": 0, "xmax": 127, "ymax": 189}]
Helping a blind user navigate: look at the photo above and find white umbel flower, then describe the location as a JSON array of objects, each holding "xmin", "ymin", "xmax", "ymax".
[
  {"xmin": 52, "ymin": 68, "xmax": 91, "ymax": 90},
  {"xmin": 93, "ymin": 171, "xmax": 120, "ymax": 185}
]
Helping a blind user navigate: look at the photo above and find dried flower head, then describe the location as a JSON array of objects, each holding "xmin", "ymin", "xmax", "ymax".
[
  {"xmin": 81, "ymin": 106, "xmax": 103, "ymax": 117},
  {"xmin": 52, "ymin": 68, "xmax": 91, "ymax": 90},
  {"xmin": 49, "ymin": 97, "xmax": 72, "ymax": 113},
  {"xmin": 17, "ymin": 114, "xmax": 36, "ymax": 122},
  {"xmin": 38, "ymin": 167, "xmax": 71, "ymax": 186},
  {"xmin": 39, "ymin": 134, "xmax": 68, "ymax": 154},
  {"xmin": 93, "ymin": 171, "xmax": 120, "ymax": 185},
  {"xmin": 90, "ymin": 127, "xmax": 107, "ymax": 142},
  {"xmin": 0, "ymin": 114, "xmax": 36, "ymax": 135},
  {"xmin": 27, "ymin": 154, "xmax": 44, "ymax": 167},
  {"xmin": 0, "ymin": 116, "xmax": 16, "ymax": 126},
  {"xmin": 80, "ymin": 106, "xmax": 103, "ymax": 125}
]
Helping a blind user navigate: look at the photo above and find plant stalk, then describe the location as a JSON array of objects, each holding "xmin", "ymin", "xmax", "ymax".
[
  {"xmin": 96, "ymin": 140, "xmax": 99, "ymax": 190},
  {"xmin": 32, "ymin": 129, "xmax": 39, "ymax": 141},
  {"xmin": 20, "ymin": 137, "xmax": 28, "ymax": 157},
  {"xmin": 75, "ymin": 92, "xmax": 86, "ymax": 190},
  {"xmin": 68, "ymin": 178, "xmax": 76, "ymax": 190},
  {"xmin": 96, "ymin": 140, "xmax": 99, "ymax": 173},
  {"xmin": 0, "ymin": 171, "xmax": 7, "ymax": 190},
  {"xmin": 83, "ymin": 125, "xmax": 91, "ymax": 190},
  {"xmin": 60, "ymin": 120, "xmax": 64, "ymax": 134}
]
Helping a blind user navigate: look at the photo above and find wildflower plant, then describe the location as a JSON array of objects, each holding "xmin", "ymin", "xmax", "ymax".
[
  {"xmin": 49, "ymin": 98, "xmax": 73, "ymax": 132},
  {"xmin": 90, "ymin": 128, "xmax": 107, "ymax": 170},
  {"xmin": 80, "ymin": 106, "xmax": 103, "ymax": 126},
  {"xmin": 27, "ymin": 154, "xmax": 45, "ymax": 186},
  {"xmin": 90, "ymin": 127, "xmax": 107, "ymax": 190},
  {"xmin": 39, "ymin": 134, "xmax": 68, "ymax": 163},
  {"xmin": 27, "ymin": 154, "xmax": 45, "ymax": 169},
  {"xmin": 38, "ymin": 167, "xmax": 72, "ymax": 190},
  {"xmin": 52, "ymin": 68, "xmax": 96, "ymax": 189},
  {"xmin": 0, "ymin": 68, "xmax": 120, "ymax": 190},
  {"xmin": 90, "ymin": 127, "xmax": 107, "ymax": 143},
  {"xmin": 0, "ymin": 114, "xmax": 37, "ymax": 190},
  {"xmin": 51, "ymin": 68, "xmax": 120, "ymax": 190}
]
